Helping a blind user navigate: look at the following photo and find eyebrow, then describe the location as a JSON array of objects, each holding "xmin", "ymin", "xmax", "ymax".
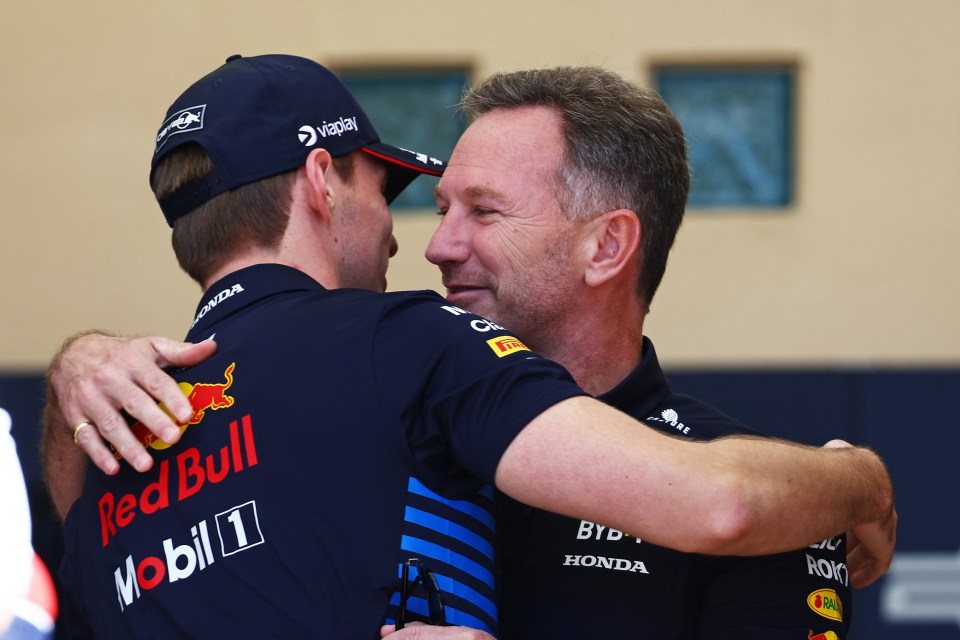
[{"xmin": 433, "ymin": 184, "xmax": 508, "ymax": 202}]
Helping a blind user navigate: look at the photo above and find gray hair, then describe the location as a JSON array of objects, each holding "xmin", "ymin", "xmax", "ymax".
[{"xmin": 461, "ymin": 67, "xmax": 690, "ymax": 309}]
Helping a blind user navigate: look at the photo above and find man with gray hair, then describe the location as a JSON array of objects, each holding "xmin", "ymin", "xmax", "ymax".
[{"xmin": 400, "ymin": 65, "xmax": 862, "ymax": 639}]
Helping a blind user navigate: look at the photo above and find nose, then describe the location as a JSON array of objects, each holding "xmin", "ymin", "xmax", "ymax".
[
  {"xmin": 389, "ymin": 234, "xmax": 398, "ymax": 258},
  {"xmin": 425, "ymin": 212, "xmax": 469, "ymax": 266}
]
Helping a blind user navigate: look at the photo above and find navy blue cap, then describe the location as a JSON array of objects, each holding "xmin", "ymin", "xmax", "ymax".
[{"xmin": 152, "ymin": 54, "xmax": 446, "ymax": 227}]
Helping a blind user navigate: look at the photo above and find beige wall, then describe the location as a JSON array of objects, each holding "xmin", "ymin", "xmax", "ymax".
[{"xmin": 2, "ymin": 1, "xmax": 958, "ymax": 370}]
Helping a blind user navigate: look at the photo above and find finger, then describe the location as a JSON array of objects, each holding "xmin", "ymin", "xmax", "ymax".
[
  {"xmin": 73, "ymin": 393, "xmax": 154, "ymax": 473},
  {"xmin": 120, "ymin": 388, "xmax": 185, "ymax": 445},
  {"xmin": 59, "ymin": 388, "xmax": 130, "ymax": 475},
  {"xmin": 850, "ymin": 563, "xmax": 881, "ymax": 588},
  {"xmin": 97, "ymin": 417, "xmax": 155, "ymax": 473},
  {"xmin": 382, "ymin": 622, "xmax": 431, "ymax": 639},
  {"xmin": 851, "ymin": 515, "xmax": 895, "ymax": 589},
  {"xmin": 844, "ymin": 529, "xmax": 861, "ymax": 562},
  {"xmin": 83, "ymin": 336, "xmax": 193, "ymax": 437},
  {"xmin": 124, "ymin": 337, "xmax": 216, "ymax": 427},
  {"xmin": 151, "ymin": 336, "xmax": 218, "ymax": 368},
  {"xmin": 847, "ymin": 519, "xmax": 895, "ymax": 589},
  {"xmin": 845, "ymin": 538, "xmax": 868, "ymax": 576},
  {"xmin": 106, "ymin": 337, "xmax": 195, "ymax": 426},
  {"xmin": 71, "ymin": 421, "xmax": 120, "ymax": 475},
  {"xmin": 822, "ymin": 439, "xmax": 852, "ymax": 449},
  {"xmin": 127, "ymin": 366, "xmax": 192, "ymax": 435}
]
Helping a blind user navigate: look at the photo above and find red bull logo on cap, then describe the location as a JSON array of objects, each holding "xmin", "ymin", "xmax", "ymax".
[
  {"xmin": 807, "ymin": 588, "xmax": 843, "ymax": 622},
  {"xmin": 117, "ymin": 363, "xmax": 236, "ymax": 459}
]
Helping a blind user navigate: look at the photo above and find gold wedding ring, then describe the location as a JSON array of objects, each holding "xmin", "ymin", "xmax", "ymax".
[{"xmin": 72, "ymin": 421, "xmax": 93, "ymax": 445}]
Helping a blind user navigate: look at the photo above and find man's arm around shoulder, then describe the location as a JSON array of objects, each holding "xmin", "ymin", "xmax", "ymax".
[{"xmin": 494, "ymin": 397, "xmax": 895, "ymax": 585}]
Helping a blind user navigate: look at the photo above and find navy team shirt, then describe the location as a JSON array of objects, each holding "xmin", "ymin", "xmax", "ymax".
[
  {"xmin": 497, "ymin": 338, "xmax": 852, "ymax": 640},
  {"xmin": 60, "ymin": 264, "xmax": 585, "ymax": 639}
]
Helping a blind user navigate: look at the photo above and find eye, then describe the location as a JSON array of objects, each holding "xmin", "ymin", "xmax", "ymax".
[{"xmin": 435, "ymin": 207, "xmax": 448, "ymax": 217}]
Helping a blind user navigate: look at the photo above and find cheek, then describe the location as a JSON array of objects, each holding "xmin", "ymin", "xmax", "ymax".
[
  {"xmin": 474, "ymin": 226, "xmax": 518, "ymax": 268},
  {"xmin": 497, "ymin": 227, "xmax": 546, "ymax": 273},
  {"xmin": 366, "ymin": 204, "xmax": 391, "ymax": 237}
]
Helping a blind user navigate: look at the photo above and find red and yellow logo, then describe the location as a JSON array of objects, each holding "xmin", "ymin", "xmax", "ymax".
[
  {"xmin": 118, "ymin": 363, "xmax": 236, "ymax": 457},
  {"xmin": 487, "ymin": 336, "xmax": 530, "ymax": 358},
  {"xmin": 808, "ymin": 630, "xmax": 839, "ymax": 640},
  {"xmin": 807, "ymin": 588, "xmax": 843, "ymax": 622}
]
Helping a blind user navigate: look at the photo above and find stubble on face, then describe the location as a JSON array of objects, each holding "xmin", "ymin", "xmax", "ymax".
[
  {"xmin": 332, "ymin": 155, "xmax": 394, "ymax": 292},
  {"xmin": 442, "ymin": 217, "xmax": 582, "ymax": 354},
  {"xmin": 497, "ymin": 222, "xmax": 581, "ymax": 350}
]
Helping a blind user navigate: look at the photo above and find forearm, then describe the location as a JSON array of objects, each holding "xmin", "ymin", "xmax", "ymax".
[
  {"xmin": 496, "ymin": 398, "xmax": 769, "ymax": 553},
  {"xmin": 702, "ymin": 435, "xmax": 894, "ymax": 555},
  {"xmin": 496, "ymin": 397, "xmax": 893, "ymax": 557}
]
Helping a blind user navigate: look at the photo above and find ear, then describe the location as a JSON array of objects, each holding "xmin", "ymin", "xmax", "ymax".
[
  {"xmin": 302, "ymin": 148, "xmax": 336, "ymax": 220},
  {"xmin": 583, "ymin": 209, "xmax": 641, "ymax": 287}
]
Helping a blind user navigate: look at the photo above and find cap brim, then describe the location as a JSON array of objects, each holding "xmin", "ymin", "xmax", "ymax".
[{"xmin": 361, "ymin": 143, "xmax": 445, "ymax": 204}]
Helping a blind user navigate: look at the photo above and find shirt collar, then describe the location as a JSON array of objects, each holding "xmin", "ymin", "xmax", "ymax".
[
  {"xmin": 186, "ymin": 264, "xmax": 324, "ymax": 339},
  {"xmin": 596, "ymin": 336, "xmax": 672, "ymax": 415}
]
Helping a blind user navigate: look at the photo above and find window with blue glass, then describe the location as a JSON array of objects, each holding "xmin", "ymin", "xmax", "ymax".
[
  {"xmin": 339, "ymin": 69, "xmax": 469, "ymax": 209},
  {"xmin": 655, "ymin": 66, "xmax": 795, "ymax": 208}
]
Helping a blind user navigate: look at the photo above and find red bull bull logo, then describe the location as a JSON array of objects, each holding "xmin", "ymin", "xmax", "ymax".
[
  {"xmin": 181, "ymin": 362, "xmax": 236, "ymax": 424},
  {"xmin": 118, "ymin": 363, "xmax": 236, "ymax": 458},
  {"xmin": 487, "ymin": 336, "xmax": 530, "ymax": 358},
  {"xmin": 808, "ymin": 630, "xmax": 839, "ymax": 640},
  {"xmin": 807, "ymin": 588, "xmax": 843, "ymax": 622}
]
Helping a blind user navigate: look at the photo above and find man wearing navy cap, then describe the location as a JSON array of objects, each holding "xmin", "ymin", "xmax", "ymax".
[{"xmin": 43, "ymin": 56, "xmax": 894, "ymax": 639}]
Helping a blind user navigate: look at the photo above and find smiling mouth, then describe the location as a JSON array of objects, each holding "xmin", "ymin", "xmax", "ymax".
[
  {"xmin": 446, "ymin": 284, "xmax": 483, "ymax": 294},
  {"xmin": 444, "ymin": 285, "xmax": 488, "ymax": 307}
]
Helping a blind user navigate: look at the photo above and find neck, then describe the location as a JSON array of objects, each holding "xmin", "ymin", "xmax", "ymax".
[
  {"xmin": 201, "ymin": 251, "xmax": 277, "ymax": 291},
  {"xmin": 202, "ymin": 252, "xmax": 340, "ymax": 291},
  {"xmin": 532, "ymin": 289, "xmax": 646, "ymax": 396},
  {"xmin": 201, "ymin": 206, "xmax": 341, "ymax": 293}
]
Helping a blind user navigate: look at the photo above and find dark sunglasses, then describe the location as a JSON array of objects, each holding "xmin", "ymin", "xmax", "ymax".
[{"xmin": 396, "ymin": 557, "xmax": 450, "ymax": 629}]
